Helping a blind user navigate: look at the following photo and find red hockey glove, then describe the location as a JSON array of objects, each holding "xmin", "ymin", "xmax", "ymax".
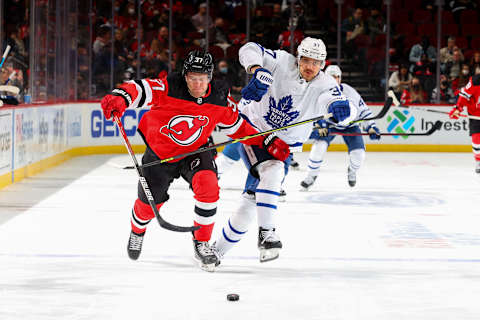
[
  {"xmin": 448, "ymin": 107, "xmax": 461, "ymax": 120},
  {"xmin": 101, "ymin": 94, "xmax": 128, "ymax": 119},
  {"xmin": 262, "ymin": 134, "xmax": 290, "ymax": 161}
]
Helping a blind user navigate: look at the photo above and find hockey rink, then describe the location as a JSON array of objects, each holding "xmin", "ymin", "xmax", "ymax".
[{"xmin": 1, "ymin": 151, "xmax": 479, "ymax": 320}]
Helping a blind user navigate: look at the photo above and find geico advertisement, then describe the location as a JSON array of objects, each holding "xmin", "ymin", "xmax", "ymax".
[
  {"xmin": 364, "ymin": 105, "xmax": 470, "ymax": 145},
  {"xmin": 87, "ymin": 107, "xmax": 150, "ymax": 145},
  {"xmin": 0, "ymin": 110, "xmax": 12, "ymax": 173}
]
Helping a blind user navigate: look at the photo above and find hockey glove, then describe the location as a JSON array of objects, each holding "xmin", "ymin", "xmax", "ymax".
[
  {"xmin": 448, "ymin": 107, "xmax": 461, "ymax": 120},
  {"xmin": 366, "ymin": 124, "xmax": 381, "ymax": 140},
  {"xmin": 315, "ymin": 119, "xmax": 330, "ymax": 137},
  {"xmin": 101, "ymin": 94, "xmax": 128, "ymax": 119},
  {"xmin": 263, "ymin": 133, "xmax": 290, "ymax": 161},
  {"xmin": 241, "ymin": 67, "xmax": 273, "ymax": 101},
  {"xmin": 327, "ymin": 100, "xmax": 350, "ymax": 123}
]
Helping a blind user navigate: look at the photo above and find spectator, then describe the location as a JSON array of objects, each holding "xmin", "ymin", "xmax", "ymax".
[
  {"xmin": 366, "ymin": 8, "xmax": 385, "ymax": 43},
  {"xmin": 445, "ymin": 49, "xmax": 464, "ymax": 81},
  {"xmin": 191, "ymin": 2, "xmax": 213, "ymax": 33},
  {"xmin": 284, "ymin": 3, "xmax": 308, "ymax": 32},
  {"xmin": 212, "ymin": 59, "xmax": 243, "ymax": 97},
  {"xmin": 447, "ymin": 0, "xmax": 478, "ymax": 24},
  {"xmin": 452, "ymin": 63, "xmax": 471, "ymax": 93},
  {"xmin": 93, "ymin": 25, "xmax": 112, "ymax": 55},
  {"xmin": 469, "ymin": 51, "xmax": 480, "ymax": 74},
  {"xmin": 440, "ymin": 36, "xmax": 464, "ymax": 65},
  {"xmin": 388, "ymin": 63, "xmax": 412, "ymax": 95},
  {"xmin": 342, "ymin": 8, "xmax": 366, "ymax": 63},
  {"xmin": 401, "ymin": 76, "xmax": 427, "ymax": 104},
  {"xmin": 431, "ymin": 74, "xmax": 456, "ymax": 103},
  {"xmin": 409, "ymin": 36, "xmax": 436, "ymax": 73},
  {"xmin": 213, "ymin": 17, "xmax": 230, "ymax": 47}
]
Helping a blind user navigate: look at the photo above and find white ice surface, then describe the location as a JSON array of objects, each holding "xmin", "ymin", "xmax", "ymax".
[{"xmin": 1, "ymin": 152, "xmax": 480, "ymax": 320}]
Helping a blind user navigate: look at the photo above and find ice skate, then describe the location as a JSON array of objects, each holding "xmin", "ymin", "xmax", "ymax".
[
  {"xmin": 211, "ymin": 241, "xmax": 223, "ymax": 267},
  {"xmin": 300, "ymin": 176, "xmax": 317, "ymax": 191},
  {"xmin": 476, "ymin": 162, "xmax": 480, "ymax": 174},
  {"xmin": 258, "ymin": 227, "xmax": 282, "ymax": 262},
  {"xmin": 127, "ymin": 231, "xmax": 145, "ymax": 260},
  {"xmin": 193, "ymin": 239, "xmax": 219, "ymax": 272},
  {"xmin": 290, "ymin": 159, "xmax": 300, "ymax": 170},
  {"xmin": 347, "ymin": 166, "xmax": 356, "ymax": 187}
]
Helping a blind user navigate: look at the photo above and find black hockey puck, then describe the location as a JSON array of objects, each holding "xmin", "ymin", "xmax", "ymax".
[{"xmin": 227, "ymin": 293, "xmax": 239, "ymax": 301}]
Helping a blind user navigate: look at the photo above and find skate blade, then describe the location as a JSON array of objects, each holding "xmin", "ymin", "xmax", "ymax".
[
  {"xmin": 259, "ymin": 248, "xmax": 280, "ymax": 263},
  {"xmin": 299, "ymin": 186, "xmax": 310, "ymax": 192},
  {"xmin": 278, "ymin": 196, "xmax": 286, "ymax": 203},
  {"xmin": 199, "ymin": 262, "xmax": 217, "ymax": 272}
]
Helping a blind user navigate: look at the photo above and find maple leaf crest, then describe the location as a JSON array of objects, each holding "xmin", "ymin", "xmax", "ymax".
[{"xmin": 263, "ymin": 95, "xmax": 299, "ymax": 129}]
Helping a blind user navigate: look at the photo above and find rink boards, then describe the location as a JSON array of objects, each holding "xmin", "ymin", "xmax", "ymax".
[{"xmin": 0, "ymin": 102, "xmax": 471, "ymax": 188}]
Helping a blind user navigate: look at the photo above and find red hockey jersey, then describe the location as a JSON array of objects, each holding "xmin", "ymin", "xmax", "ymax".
[
  {"xmin": 116, "ymin": 72, "xmax": 261, "ymax": 161},
  {"xmin": 456, "ymin": 74, "xmax": 480, "ymax": 117}
]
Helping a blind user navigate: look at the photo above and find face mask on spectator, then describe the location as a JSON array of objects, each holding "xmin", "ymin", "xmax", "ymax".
[
  {"xmin": 462, "ymin": 69, "xmax": 469, "ymax": 76},
  {"xmin": 412, "ymin": 84, "xmax": 420, "ymax": 90},
  {"xmin": 219, "ymin": 67, "xmax": 228, "ymax": 74},
  {"xmin": 441, "ymin": 80, "xmax": 448, "ymax": 87},
  {"xmin": 128, "ymin": 8, "xmax": 135, "ymax": 15}
]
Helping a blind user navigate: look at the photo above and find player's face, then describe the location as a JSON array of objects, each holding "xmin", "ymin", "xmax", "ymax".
[
  {"xmin": 185, "ymin": 72, "xmax": 210, "ymax": 98},
  {"xmin": 299, "ymin": 56, "xmax": 322, "ymax": 82}
]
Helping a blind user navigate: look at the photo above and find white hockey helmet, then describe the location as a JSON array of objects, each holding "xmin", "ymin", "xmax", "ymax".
[
  {"xmin": 325, "ymin": 64, "xmax": 342, "ymax": 78},
  {"xmin": 297, "ymin": 37, "xmax": 327, "ymax": 68}
]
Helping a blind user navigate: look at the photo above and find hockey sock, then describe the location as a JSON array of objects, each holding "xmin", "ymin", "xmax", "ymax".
[
  {"xmin": 307, "ymin": 140, "xmax": 327, "ymax": 178},
  {"xmin": 131, "ymin": 199, "xmax": 163, "ymax": 234},
  {"xmin": 472, "ymin": 133, "xmax": 480, "ymax": 162},
  {"xmin": 348, "ymin": 148, "xmax": 365, "ymax": 172},
  {"xmin": 216, "ymin": 193, "xmax": 256, "ymax": 256},
  {"xmin": 256, "ymin": 160, "xmax": 284, "ymax": 229},
  {"xmin": 192, "ymin": 170, "xmax": 219, "ymax": 241}
]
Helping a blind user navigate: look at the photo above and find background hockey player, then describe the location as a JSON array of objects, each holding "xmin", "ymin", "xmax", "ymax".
[
  {"xmin": 300, "ymin": 65, "xmax": 381, "ymax": 190},
  {"xmin": 100, "ymin": 50, "xmax": 290, "ymax": 271},
  {"xmin": 449, "ymin": 73, "xmax": 480, "ymax": 173},
  {"xmin": 214, "ymin": 37, "xmax": 354, "ymax": 263}
]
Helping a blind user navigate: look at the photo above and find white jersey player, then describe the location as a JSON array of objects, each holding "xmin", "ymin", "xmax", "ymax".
[
  {"xmin": 300, "ymin": 64, "xmax": 381, "ymax": 190},
  {"xmin": 213, "ymin": 38, "xmax": 354, "ymax": 263}
]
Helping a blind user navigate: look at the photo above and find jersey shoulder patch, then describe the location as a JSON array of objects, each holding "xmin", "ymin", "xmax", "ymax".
[{"xmin": 472, "ymin": 74, "xmax": 480, "ymax": 86}]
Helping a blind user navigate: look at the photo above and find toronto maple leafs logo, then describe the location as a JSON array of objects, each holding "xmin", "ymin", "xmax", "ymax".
[{"xmin": 263, "ymin": 95, "xmax": 299, "ymax": 129}]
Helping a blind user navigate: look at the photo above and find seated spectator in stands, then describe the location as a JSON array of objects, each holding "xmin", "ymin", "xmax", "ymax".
[
  {"xmin": 173, "ymin": 4, "xmax": 196, "ymax": 39},
  {"xmin": 0, "ymin": 68, "xmax": 19, "ymax": 105},
  {"xmin": 388, "ymin": 63, "xmax": 412, "ymax": 95},
  {"xmin": 451, "ymin": 63, "xmax": 471, "ymax": 93},
  {"xmin": 342, "ymin": 8, "xmax": 366, "ymax": 63},
  {"xmin": 447, "ymin": 0, "xmax": 478, "ymax": 24},
  {"xmin": 284, "ymin": 3, "xmax": 308, "ymax": 32},
  {"xmin": 212, "ymin": 59, "xmax": 243, "ymax": 98},
  {"xmin": 440, "ymin": 36, "xmax": 464, "ymax": 73},
  {"xmin": 191, "ymin": 2, "xmax": 213, "ymax": 33},
  {"xmin": 469, "ymin": 51, "xmax": 480, "ymax": 74},
  {"xmin": 431, "ymin": 74, "xmax": 456, "ymax": 103},
  {"xmin": 401, "ymin": 76, "xmax": 427, "ymax": 104},
  {"xmin": 409, "ymin": 36, "xmax": 436, "ymax": 73},
  {"xmin": 366, "ymin": 8, "xmax": 385, "ymax": 43},
  {"xmin": 93, "ymin": 25, "xmax": 112, "ymax": 55},
  {"xmin": 445, "ymin": 49, "xmax": 464, "ymax": 81},
  {"xmin": 213, "ymin": 17, "xmax": 230, "ymax": 49}
]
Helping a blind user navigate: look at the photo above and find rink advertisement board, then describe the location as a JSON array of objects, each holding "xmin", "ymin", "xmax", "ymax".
[{"xmin": 0, "ymin": 102, "xmax": 473, "ymax": 189}]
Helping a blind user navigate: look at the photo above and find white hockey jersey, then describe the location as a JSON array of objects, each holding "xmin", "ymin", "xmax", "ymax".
[
  {"xmin": 238, "ymin": 42, "xmax": 357, "ymax": 152},
  {"xmin": 330, "ymin": 83, "xmax": 376, "ymax": 130}
]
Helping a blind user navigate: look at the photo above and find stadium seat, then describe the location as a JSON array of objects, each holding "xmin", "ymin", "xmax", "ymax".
[
  {"xmin": 396, "ymin": 23, "xmax": 416, "ymax": 35},
  {"xmin": 417, "ymin": 23, "xmax": 436, "ymax": 38},
  {"xmin": 208, "ymin": 45, "xmax": 225, "ymax": 60},
  {"xmin": 461, "ymin": 24, "xmax": 480, "ymax": 37},
  {"xmin": 470, "ymin": 38, "xmax": 480, "ymax": 50},
  {"xmin": 442, "ymin": 23, "xmax": 459, "ymax": 37},
  {"xmin": 460, "ymin": 10, "xmax": 478, "ymax": 23},
  {"xmin": 455, "ymin": 37, "xmax": 469, "ymax": 49},
  {"xmin": 412, "ymin": 10, "xmax": 432, "ymax": 24}
]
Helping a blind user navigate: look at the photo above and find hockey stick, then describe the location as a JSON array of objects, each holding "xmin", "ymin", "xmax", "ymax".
[
  {"xmin": 112, "ymin": 113, "xmax": 199, "ymax": 233},
  {"xmin": 327, "ymin": 120, "xmax": 443, "ymax": 136},
  {"xmin": 119, "ymin": 96, "xmax": 394, "ymax": 170},
  {"xmin": 395, "ymin": 104, "xmax": 480, "ymax": 121},
  {"xmin": 0, "ymin": 45, "xmax": 11, "ymax": 69}
]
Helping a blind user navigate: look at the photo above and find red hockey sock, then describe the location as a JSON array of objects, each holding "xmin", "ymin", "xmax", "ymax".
[
  {"xmin": 472, "ymin": 133, "xmax": 480, "ymax": 161},
  {"xmin": 191, "ymin": 170, "xmax": 219, "ymax": 241},
  {"xmin": 131, "ymin": 199, "xmax": 164, "ymax": 234}
]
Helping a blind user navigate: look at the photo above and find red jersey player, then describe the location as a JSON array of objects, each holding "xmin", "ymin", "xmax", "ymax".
[
  {"xmin": 100, "ymin": 50, "xmax": 290, "ymax": 271},
  {"xmin": 449, "ymin": 74, "xmax": 480, "ymax": 173}
]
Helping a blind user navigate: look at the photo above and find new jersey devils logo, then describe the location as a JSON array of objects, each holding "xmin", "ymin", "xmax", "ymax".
[{"xmin": 160, "ymin": 115, "xmax": 209, "ymax": 145}]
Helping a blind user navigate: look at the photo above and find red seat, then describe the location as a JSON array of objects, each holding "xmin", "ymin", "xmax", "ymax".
[
  {"xmin": 354, "ymin": 34, "xmax": 371, "ymax": 48},
  {"xmin": 442, "ymin": 23, "xmax": 459, "ymax": 37},
  {"xmin": 417, "ymin": 23, "xmax": 436, "ymax": 38},
  {"xmin": 187, "ymin": 31, "xmax": 204, "ymax": 40},
  {"xmin": 455, "ymin": 36, "xmax": 469, "ymax": 49},
  {"xmin": 464, "ymin": 49, "xmax": 475, "ymax": 61},
  {"xmin": 460, "ymin": 10, "xmax": 478, "ymax": 23},
  {"xmin": 260, "ymin": 5, "xmax": 273, "ymax": 18},
  {"xmin": 234, "ymin": 5, "xmax": 246, "ymax": 20},
  {"xmin": 412, "ymin": 9, "xmax": 432, "ymax": 24},
  {"xmin": 435, "ymin": 11, "xmax": 455, "ymax": 25},
  {"xmin": 461, "ymin": 24, "xmax": 480, "ymax": 37},
  {"xmin": 471, "ymin": 38, "xmax": 480, "ymax": 50},
  {"xmin": 390, "ymin": 9, "xmax": 410, "ymax": 24},
  {"xmin": 396, "ymin": 23, "xmax": 416, "ymax": 35},
  {"xmin": 208, "ymin": 45, "xmax": 224, "ymax": 60},
  {"xmin": 226, "ymin": 44, "xmax": 240, "ymax": 60}
]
